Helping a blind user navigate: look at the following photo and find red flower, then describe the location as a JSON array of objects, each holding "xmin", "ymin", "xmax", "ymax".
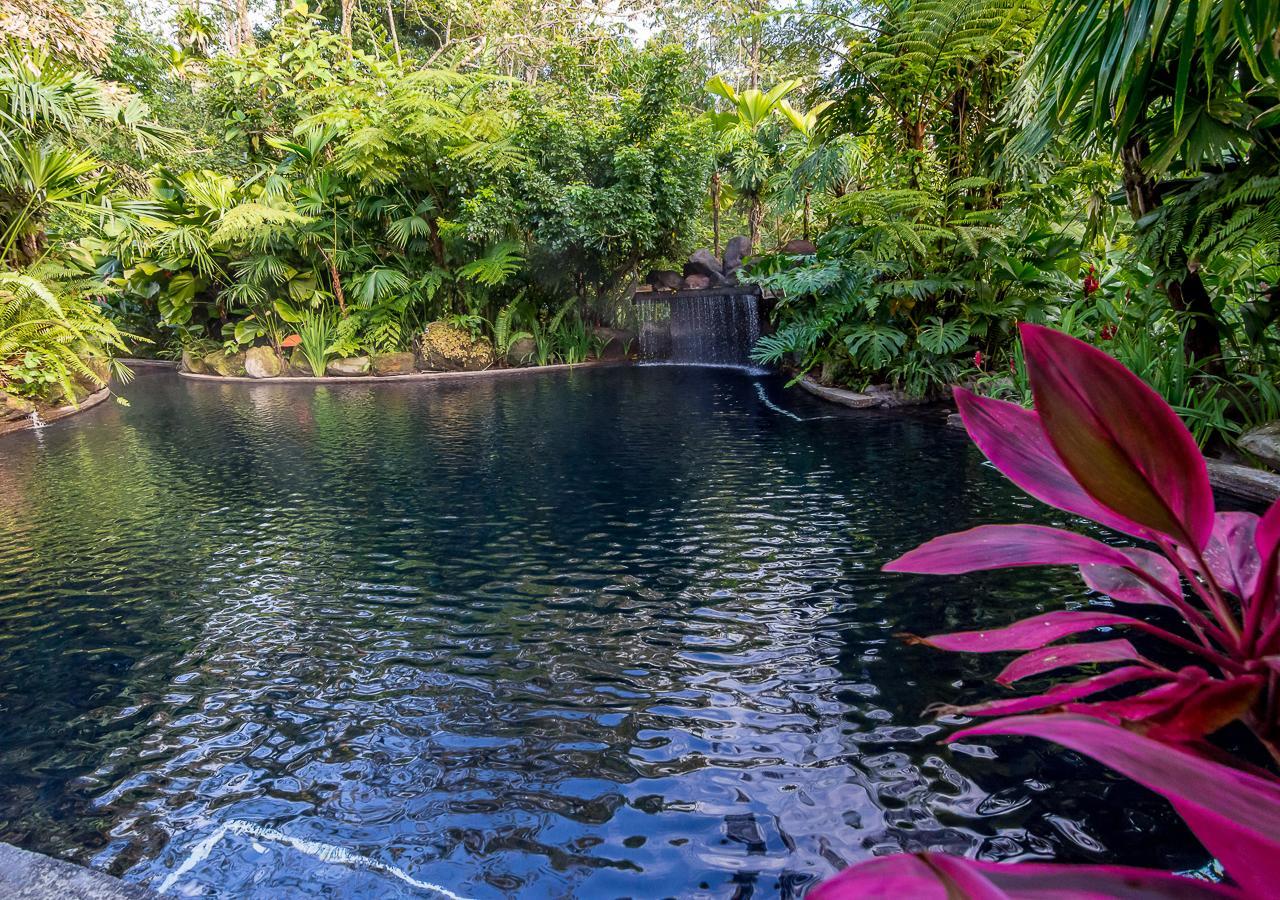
[
  {"xmin": 1099, "ymin": 324, "xmax": 1117, "ymax": 341},
  {"xmin": 1083, "ymin": 265, "xmax": 1100, "ymax": 296},
  {"xmin": 281, "ymin": 334, "xmax": 302, "ymax": 348},
  {"xmin": 973, "ymin": 350, "xmax": 984, "ymax": 370},
  {"xmin": 1009, "ymin": 358, "xmax": 1017, "ymax": 374}
]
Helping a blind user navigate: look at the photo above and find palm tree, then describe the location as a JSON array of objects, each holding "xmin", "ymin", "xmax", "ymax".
[{"xmin": 705, "ymin": 76, "xmax": 802, "ymax": 250}]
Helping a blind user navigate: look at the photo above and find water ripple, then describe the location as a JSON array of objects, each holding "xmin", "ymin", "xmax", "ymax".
[{"xmin": 0, "ymin": 367, "xmax": 1206, "ymax": 896}]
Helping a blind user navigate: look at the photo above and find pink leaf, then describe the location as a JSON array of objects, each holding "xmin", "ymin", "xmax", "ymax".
[
  {"xmin": 811, "ymin": 852, "xmax": 1245, "ymax": 899},
  {"xmin": 948, "ymin": 666, "xmax": 1167, "ymax": 718},
  {"xmin": 1020, "ymin": 324, "xmax": 1214, "ymax": 550},
  {"xmin": 1185, "ymin": 513, "xmax": 1260, "ymax": 600},
  {"xmin": 885, "ymin": 524, "xmax": 1137, "ymax": 575},
  {"xmin": 910, "ymin": 610, "xmax": 1146, "ymax": 653},
  {"xmin": 950, "ymin": 714, "xmax": 1280, "ymax": 897},
  {"xmin": 1258, "ymin": 497, "xmax": 1280, "ymax": 562},
  {"xmin": 997, "ymin": 638, "xmax": 1147, "ymax": 685},
  {"xmin": 1081, "ymin": 548, "xmax": 1182, "ymax": 607},
  {"xmin": 955, "ymin": 388, "xmax": 1151, "ymax": 539}
]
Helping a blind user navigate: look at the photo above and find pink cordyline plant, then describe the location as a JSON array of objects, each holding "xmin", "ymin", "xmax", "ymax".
[{"xmin": 814, "ymin": 324, "xmax": 1280, "ymax": 899}]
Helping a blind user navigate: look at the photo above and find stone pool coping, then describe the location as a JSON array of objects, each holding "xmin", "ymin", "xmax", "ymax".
[
  {"xmin": 0, "ymin": 387, "xmax": 111, "ymax": 437},
  {"xmin": 177, "ymin": 358, "xmax": 629, "ymax": 384},
  {"xmin": 796, "ymin": 375, "xmax": 940, "ymax": 409},
  {"xmin": 0, "ymin": 842, "xmax": 156, "ymax": 898}
]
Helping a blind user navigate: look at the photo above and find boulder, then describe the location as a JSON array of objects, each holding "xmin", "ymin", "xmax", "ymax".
[
  {"xmin": 592, "ymin": 326, "xmax": 635, "ymax": 360},
  {"xmin": 181, "ymin": 349, "xmax": 207, "ymax": 374},
  {"xmin": 74, "ymin": 355, "xmax": 111, "ymax": 392},
  {"xmin": 781, "ymin": 238, "xmax": 817, "ymax": 256},
  {"xmin": 507, "ymin": 336, "xmax": 537, "ymax": 366},
  {"xmin": 203, "ymin": 350, "xmax": 247, "ymax": 377},
  {"xmin": 646, "ymin": 269, "xmax": 682, "ymax": 292},
  {"xmin": 1239, "ymin": 421, "xmax": 1280, "ymax": 471},
  {"xmin": 685, "ymin": 249, "xmax": 724, "ymax": 280},
  {"xmin": 326, "ymin": 356, "xmax": 371, "ymax": 376},
  {"xmin": 244, "ymin": 346, "xmax": 283, "ymax": 379},
  {"xmin": 682, "ymin": 273, "xmax": 713, "ymax": 291},
  {"xmin": 1, "ymin": 392, "xmax": 35, "ymax": 421},
  {"xmin": 419, "ymin": 321, "xmax": 495, "ymax": 372},
  {"xmin": 723, "ymin": 236, "xmax": 751, "ymax": 273},
  {"xmin": 287, "ymin": 348, "xmax": 313, "ymax": 376},
  {"xmin": 371, "ymin": 352, "xmax": 416, "ymax": 376}
]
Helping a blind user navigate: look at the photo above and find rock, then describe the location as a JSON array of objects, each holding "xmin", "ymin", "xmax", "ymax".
[
  {"xmin": 203, "ymin": 350, "xmax": 247, "ymax": 377},
  {"xmin": 419, "ymin": 321, "xmax": 495, "ymax": 371},
  {"xmin": 0, "ymin": 841, "xmax": 154, "ymax": 900},
  {"xmin": 181, "ymin": 349, "xmax": 207, "ymax": 374},
  {"xmin": 287, "ymin": 348, "xmax": 313, "ymax": 376},
  {"xmin": 683, "ymin": 250, "xmax": 724, "ymax": 286},
  {"xmin": 1207, "ymin": 459, "xmax": 1280, "ymax": 503},
  {"xmin": 371, "ymin": 352, "xmax": 416, "ymax": 376},
  {"xmin": 326, "ymin": 356, "xmax": 371, "ymax": 376},
  {"xmin": 686, "ymin": 249, "xmax": 724, "ymax": 279},
  {"xmin": 781, "ymin": 238, "xmax": 817, "ymax": 255},
  {"xmin": 946, "ymin": 413, "xmax": 966, "ymax": 430},
  {"xmin": 682, "ymin": 273, "xmax": 713, "ymax": 290},
  {"xmin": 646, "ymin": 269, "xmax": 682, "ymax": 291},
  {"xmin": 592, "ymin": 326, "xmax": 635, "ymax": 359},
  {"xmin": 1, "ymin": 392, "xmax": 35, "ymax": 421},
  {"xmin": 507, "ymin": 336, "xmax": 537, "ymax": 365},
  {"xmin": 1239, "ymin": 421, "xmax": 1280, "ymax": 470},
  {"xmin": 74, "ymin": 355, "xmax": 111, "ymax": 392},
  {"xmin": 722, "ymin": 235, "xmax": 751, "ymax": 282},
  {"xmin": 244, "ymin": 346, "xmax": 283, "ymax": 379}
]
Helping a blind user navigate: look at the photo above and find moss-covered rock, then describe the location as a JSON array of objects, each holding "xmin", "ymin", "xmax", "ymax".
[
  {"xmin": 1, "ymin": 392, "xmax": 35, "ymax": 421},
  {"xmin": 244, "ymin": 346, "xmax": 283, "ymax": 378},
  {"xmin": 371, "ymin": 352, "xmax": 416, "ymax": 376},
  {"xmin": 286, "ymin": 348, "xmax": 313, "ymax": 376},
  {"xmin": 419, "ymin": 322, "xmax": 495, "ymax": 371},
  {"xmin": 182, "ymin": 350, "xmax": 207, "ymax": 374},
  {"xmin": 326, "ymin": 356, "xmax": 371, "ymax": 376},
  {"xmin": 507, "ymin": 336, "xmax": 537, "ymax": 366},
  {"xmin": 203, "ymin": 350, "xmax": 247, "ymax": 377}
]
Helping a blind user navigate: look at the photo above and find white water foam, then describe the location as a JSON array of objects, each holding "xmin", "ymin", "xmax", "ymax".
[{"xmin": 157, "ymin": 820, "xmax": 473, "ymax": 899}]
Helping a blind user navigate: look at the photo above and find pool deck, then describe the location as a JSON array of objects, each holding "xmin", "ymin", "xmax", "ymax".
[{"xmin": 0, "ymin": 842, "xmax": 155, "ymax": 898}]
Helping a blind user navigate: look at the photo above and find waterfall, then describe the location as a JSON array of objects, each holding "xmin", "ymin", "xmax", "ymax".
[{"xmin": 637, "ymin": 293, "xmax": 762, "ymax": 369}]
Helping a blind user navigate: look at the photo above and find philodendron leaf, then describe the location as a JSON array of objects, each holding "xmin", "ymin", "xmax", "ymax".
[
  {"xmin": 951, "ymin": 715, "xmax": 1280, "ymax": 898},
  {"xmin": 811, "ymin": 850, "xmax": 1244, "ymax": 899},
  {"xmin": 1020, "ymin": 324, "xmax": 1214, "ymax": 550}
]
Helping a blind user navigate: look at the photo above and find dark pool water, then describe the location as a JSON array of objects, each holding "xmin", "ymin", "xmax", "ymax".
[{"xmin": 0, "ymin": 366, "xmax": 1206, "ymax": 897}]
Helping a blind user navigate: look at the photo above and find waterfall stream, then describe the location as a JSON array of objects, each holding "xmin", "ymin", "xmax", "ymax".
[{"xmin": 637, "ymin": 293, "xmax": 762, "ymax": 369}]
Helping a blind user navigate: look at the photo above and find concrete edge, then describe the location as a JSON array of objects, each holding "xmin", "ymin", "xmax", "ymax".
[
  {"xmin": 0, "ymin": 387, "xmax": 111, "ymax": 437},
  {"xmin": 178, "ymin": 358, "xmax": 630, "ymax": 384},
  {"xmin": 118, "ymin": 358, "xmax": 178, "ymax": 369},
  {"xmin": 0, "ymin": 842, "xmax": 156, "ymax": 898}
]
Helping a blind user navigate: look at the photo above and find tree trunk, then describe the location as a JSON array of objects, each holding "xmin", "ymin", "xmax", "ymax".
[
  {"xmin": 803, "ymin": 190, "xmax": 811, "ymax": 242},
  {"xmin": 386, "ymin": 0, "xmax": 400, "ymax": 63},
  {"xmin": 1121, "ymin": 137, "xmax": 1222, "ymax": 370},
  {"xmin": 748, "ymin": 196, "xmax": 763, "ymax": 251},
  {"xmin": 711, "ymin": 170, "xmax": 721, "ymax": 257},
  {"xmin": 341, "ymin": 0, "xmax": 356, "ymax": 48},
  {"xmin": 236, "ymin": 0, "xmax": 252, "ymax": 48}
]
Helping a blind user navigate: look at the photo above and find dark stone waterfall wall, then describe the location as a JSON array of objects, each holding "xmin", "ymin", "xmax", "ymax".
[{"xmin": 637, "ymin": 293, "xmax": 762, "ymax": 368}]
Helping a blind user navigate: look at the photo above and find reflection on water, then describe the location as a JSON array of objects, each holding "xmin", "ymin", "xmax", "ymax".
[{"xmin": 0, "ymin": 367, "xmax": 1204, "ymax": 897}]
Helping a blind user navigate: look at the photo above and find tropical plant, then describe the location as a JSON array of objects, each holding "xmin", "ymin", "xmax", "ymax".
[
  {"xmin": 817, "ymin": 324, "xmax": 1280, "ymax": 896},
  {"xmin": 0, "ymin": 271, "xmax": 130, "ymax": 403},
  {"xmin": 297, "ymin": 309, "xmax": 336, "ymax": 376}
]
